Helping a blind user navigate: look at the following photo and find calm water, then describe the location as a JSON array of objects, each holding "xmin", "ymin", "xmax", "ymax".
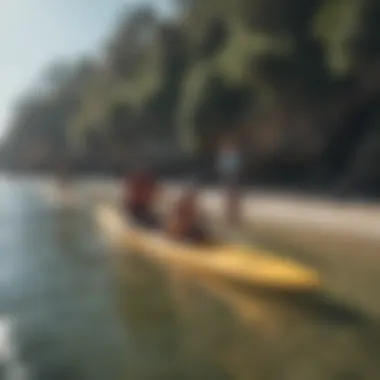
[{"xmin": 0, "ymin": 178, "xmax": 380, "ymax": 380}]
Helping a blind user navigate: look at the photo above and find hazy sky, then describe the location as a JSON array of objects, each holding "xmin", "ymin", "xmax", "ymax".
[{"xmin": 0, "ymin": 0, "xmax": 171, "ymax": 136}]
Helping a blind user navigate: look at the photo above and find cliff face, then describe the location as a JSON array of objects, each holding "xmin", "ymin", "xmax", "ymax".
[{"xmin": 2, "ymin": 0, "xmax": 380, "ymax": 196}]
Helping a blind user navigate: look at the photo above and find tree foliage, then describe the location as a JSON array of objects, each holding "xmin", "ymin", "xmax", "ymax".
[{"xmin": 2, "ymin": 0, "xmax": 380, "ymax": 195}]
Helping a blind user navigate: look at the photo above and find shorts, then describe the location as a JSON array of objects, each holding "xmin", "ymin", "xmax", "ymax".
[
  {"xmin": 127, "ymin": 203, "xmax": 158, "ymax": 229},
  {"xmin": 186, "ymin": 224, "xmax": 212, "ymax": 244}
]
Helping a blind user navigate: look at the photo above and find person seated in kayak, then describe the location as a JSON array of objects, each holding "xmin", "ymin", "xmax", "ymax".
[
  {"xmin": 123, "ymin": 168, "xmax": 158, "ymax": 228},
  {"xmin": 164, "ymin": 187, "xmax": 212, "ymax": 244}
]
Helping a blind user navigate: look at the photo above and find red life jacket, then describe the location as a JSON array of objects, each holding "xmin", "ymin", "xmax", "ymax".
[{"xmin": 124, "ymin": 172, "xmax": 156, "ymax": 207}]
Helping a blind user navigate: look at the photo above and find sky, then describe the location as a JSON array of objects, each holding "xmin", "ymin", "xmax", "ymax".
[{"xmin": 0, "ymin": 0, "xmax": 171, "ymax": 137}]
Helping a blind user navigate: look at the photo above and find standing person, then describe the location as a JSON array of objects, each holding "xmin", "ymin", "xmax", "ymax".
[
  {"xmin": 216, "ymin": 133, "xmax": 242, "ymax": 225},
  {"xmin": 122, "ymin": 165, "xmax": 159, "ymax": 228}
]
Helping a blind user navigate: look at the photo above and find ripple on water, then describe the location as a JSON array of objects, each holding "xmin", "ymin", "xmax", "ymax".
[{"xmin": 0, "ymin": 181, "xmax": 132, "ymax": 379}]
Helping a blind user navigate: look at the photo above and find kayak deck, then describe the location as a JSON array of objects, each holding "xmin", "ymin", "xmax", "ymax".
[{"xmin": 96, "ymin": 205, "xmax": 321, "ymax": 291}]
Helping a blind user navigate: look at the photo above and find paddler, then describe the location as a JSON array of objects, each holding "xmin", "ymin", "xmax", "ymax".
[
  {"xmin": 164, "ymin": 185, "xmax": 212, "ymax": 244},
  {"xmin": 123, "ymin": 166, "xmax": 159, "ymax": 228}
]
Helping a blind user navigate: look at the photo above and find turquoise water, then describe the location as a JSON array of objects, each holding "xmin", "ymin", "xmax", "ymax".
[
  {"xmin": 0, "ymin": 178, "xmax": 379, "ymax": 380},
  {"xmin": 0, "ymin": 179, "xmax": 129, "ymax": 379}
]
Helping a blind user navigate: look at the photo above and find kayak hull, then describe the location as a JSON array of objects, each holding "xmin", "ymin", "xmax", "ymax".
[{"xmin": 96, "ymin": 205, "xmax": 321, "ymax": 292}]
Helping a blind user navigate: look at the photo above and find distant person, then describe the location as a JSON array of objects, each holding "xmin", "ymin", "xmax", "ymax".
[
  {"xmin": 217, "ymin": 135, "xmax": 241, "ymax": 182},
  {"xmin": 57, "ymin": 158, "xmax": 73, "ymax": 189},
  {"xmin": 164, "ymin": 185, "xmax": 212, "ymax": 244},
  {"xmin": 55, "ymin": 158, "xmax": 75, "ymax": 204},
  {"xmin": 216, "ymin": 134, "xmax": 242, "ymax": 224},
  {"xmin": 123, "ymin": 166, "xmax": 159, "ymax": 228}
]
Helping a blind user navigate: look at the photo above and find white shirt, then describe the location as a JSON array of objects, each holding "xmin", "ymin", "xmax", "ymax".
[{"xmin": 217, "ymin": 148, "xmax": 240, "ymax": 178}]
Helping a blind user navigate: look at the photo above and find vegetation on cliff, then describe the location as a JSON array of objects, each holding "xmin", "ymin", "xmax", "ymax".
[{"xmin": 2, "ymin": 0, "xmax": 380, "ymax": 196}]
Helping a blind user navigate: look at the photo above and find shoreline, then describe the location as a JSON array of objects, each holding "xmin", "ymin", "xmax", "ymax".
[{"xmin": 83, "ymin": 178, "xmax": 380, "ymax": 316}]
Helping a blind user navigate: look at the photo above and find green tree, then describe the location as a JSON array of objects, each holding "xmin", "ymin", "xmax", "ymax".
[{"xmin": 105, "ymin": 4, "xmax": 158, "ymax": 79}]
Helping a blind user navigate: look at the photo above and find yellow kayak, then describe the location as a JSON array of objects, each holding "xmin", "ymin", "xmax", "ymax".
[{"xmin": 96, "ymin": 205, "xmax": 321, "ymax": 291}]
